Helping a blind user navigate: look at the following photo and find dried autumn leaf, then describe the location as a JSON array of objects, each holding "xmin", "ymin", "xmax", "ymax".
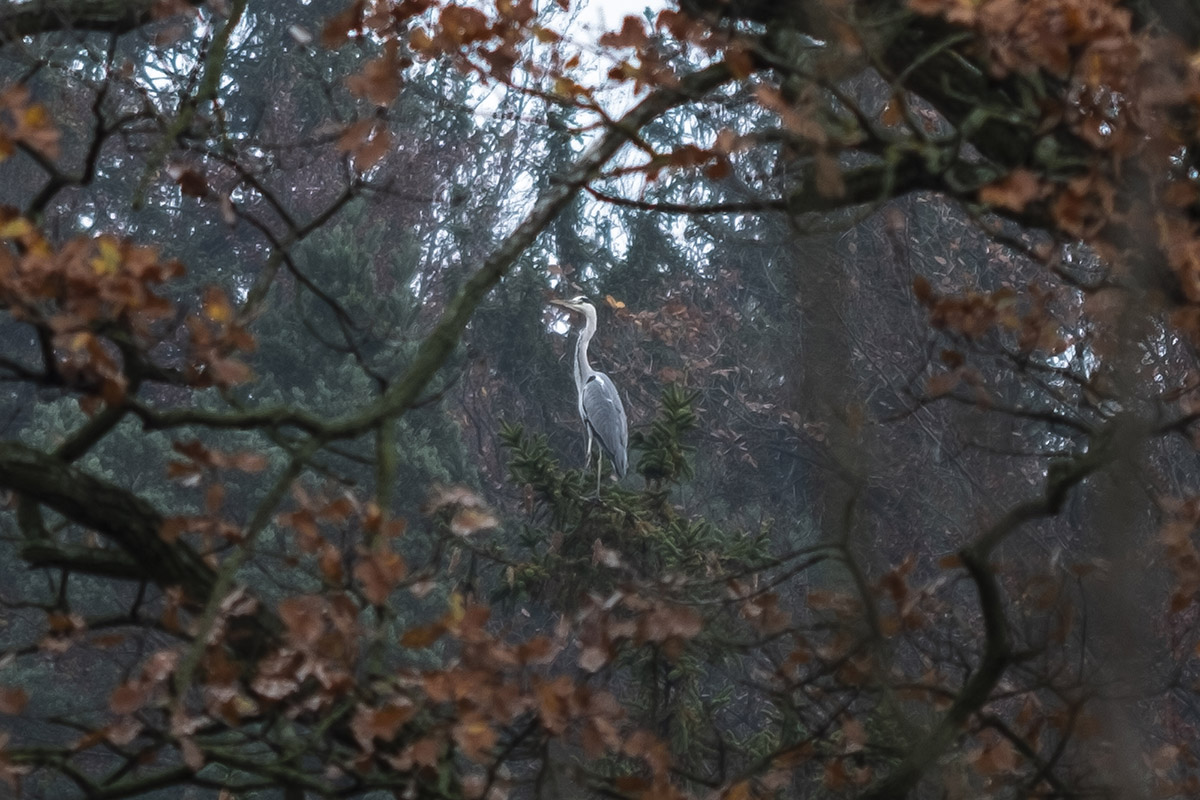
[
  {"xmin": 202, "ymin": 286, "xmax": 234, "ymax": 324},
  {"xmin": 925, "ymin": 370, "xmax": 961, "ymax": 398},
  {"xmin": 167, "ymin": 163, "xmax": 209, "ymax": 198},
  {"xmin": 105, "ymin": 717, "xmax": 143, "ymax": 746},
  {"xmin": 278, "ymin": 595, "xmax": 326, "ymax": 646},
  {"xmin": 813, "ymin": 151, "xmax": 845, "ymax": 198},
  {"xmin": 91, "ymin": 238, "xmax": 121, "ymax": 276},
  {"xmin": 0, "ymin": 85, "xmax": 60, "ymax": 160},
  {"xmin": 881, "ymin": 96, "xmax": 904, "ymax": 126},
  {"xmin": 723, "ymin": 781, "xmax": 752, "ymax": 800},
  {"xmin": 973, "ymin": 735, "xmax": 1018, "ymax": 775},
  {"xmin": 321, "ymin": 2, "xmax": 363, "ymax": 48},
  {"xmin": 0, "ymin": 216, "xmax": 32, "ymax": 239},
  {"xmin": 599, "ymin": 16, "xmax": 648, "ymax": 48},
  {"xmin": 424, "ymin": 484, "xmax": 486, "ymax": 512},
  {"xmin": 438, "ymin": 5, "xmax": 490, "ymax": 45},
  {"xmin": 579, "ymin": 643, "xmax": 610, "ymax": 672},
  {"xmin": 592, "ymin": 540, "xmax": 622, "ymax": 568},
  {"xmin": 352, "ymin": 701, "xmax": 415, "ymax": 751},
  {"xmin": 143, "ymin": 649, "xmax": 180, "ymax": 683},
  {"xmin": 940, "ymin": 349, "xmax": 964, "ymax": 368},
  {"xmin": 823, "ymin": 758, "xmax": 850, "ymax": 790},
  {"xmin": 180, "ymin": 736, "xmax": 205, "ymax": 771},
  {"xmin": 979, "ymin": 169, "xmax": 1043, "ymax": 212},
  {"xmin": 109, "ymin": 683, "xmax": 147, "ymax": 715},
  {"xmin": 354, "ymin": 546, "xmax": 408, "ymax": 605},
  {"xmin": 409, "ymin": 736, "xmax": 441, "ymax": 768},
  {"xmin": 0, "ymin": 688, "xmax": 27, "ymax": 715},
  {"xmin": 318, "ymin": 543, "xmax": 344, "ymax": 584},
  {"xmin": 841, "ymin": 716, "xmax": 868, "ymax": 753},
  {"xmin": 755, "ymin": 85, "xmax": 826, "ymax": 143},
  {"xmin": 345, "ymin": 41, "xmax": 403, "ymax": 106},
  {"xmin": 641, "ymin": 603, "xmax": 702, "ymax": 642},
  {"xmin": 623, "ymin": 729, "xmax": 670, "ymax": 774},
  {"xmin": 453, "ymin": 716, "xmax": 497, "ymax": 762},
  {"xmin": 205, "ymin": 355, "xmax": 253, "ymax": 386},
  {"xmin": 205, "ymin": 483, "xmax": 225, "ymax": 513},
  {"xmin": 251, "ymin": 671, "xmax": 298, "ymax": 701},
  {"xmin": 159, "ymin": 516, "xmax": 190, "ymax": 542},
  {"xmin": 936, "ymin": 554, "xmax": 963, "ymax": 572},
  {"xmin": 400, "ymin": 622, "xmax": 446, "ymax": 648},
  {"xmin": 90, "ymin": 633, "xmax": 127, "ymax": 649},
  {"xmin": 912, "ymin": 274, "xmax": 934, "ymax": 303},
  {"xmin": 425, "ymin": 484, "xmax": 499, "ymax": 536},
  {"xmin": 706, "ymin": 157, "xmax": 732, "ymax": 180},
  {"xmin": 226, "ymin": 451, "xmax": 268, "ymax": 472},
  {"xmin": 46, "ymin": 611, "xmax": 84, "ymax": 635}
]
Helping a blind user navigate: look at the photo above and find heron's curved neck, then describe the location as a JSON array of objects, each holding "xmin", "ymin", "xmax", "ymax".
[{"xmin": 574, "ymin": 314, "xmax": 596, "ymax": 386}]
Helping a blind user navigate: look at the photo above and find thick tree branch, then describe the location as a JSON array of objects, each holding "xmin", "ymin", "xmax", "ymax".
[
  {"xmin": 19, "ymin": 541, "xmax": 143, "ymax": 580},
  {"xmin": 0, "ymin": 441, "xmax": 278, "ymax": 643}
]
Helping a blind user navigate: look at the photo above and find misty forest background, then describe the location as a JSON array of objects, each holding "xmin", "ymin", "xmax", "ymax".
[{"xmin": 1, "ymin": 0, "xmax": 1200, "ymax": 798}]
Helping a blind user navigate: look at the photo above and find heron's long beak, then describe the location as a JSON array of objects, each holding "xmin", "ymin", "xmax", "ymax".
[{"xmin": 549, "ymin": 298, "xmax": 578, "ymax": 313}]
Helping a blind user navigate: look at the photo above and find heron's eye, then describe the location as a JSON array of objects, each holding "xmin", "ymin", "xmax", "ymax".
[{"xmin": 571, "ymin": 295, "xmax": 588, "ymax": 304}]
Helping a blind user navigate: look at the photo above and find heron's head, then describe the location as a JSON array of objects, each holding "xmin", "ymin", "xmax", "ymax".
[{"xmin": 549, "ymin": 295, "xmax": 596, "ymax": 321}]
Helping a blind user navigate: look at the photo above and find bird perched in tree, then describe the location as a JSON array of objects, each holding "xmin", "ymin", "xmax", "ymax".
[{"xmin": 549, "ymin": 295, "xmax": 628, "ymax": 494}]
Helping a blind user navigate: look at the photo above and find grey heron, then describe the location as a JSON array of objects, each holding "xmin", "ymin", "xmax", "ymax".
[{"xmin": 550, "ymin": 295, "xmax": 628, "ymax": 493}]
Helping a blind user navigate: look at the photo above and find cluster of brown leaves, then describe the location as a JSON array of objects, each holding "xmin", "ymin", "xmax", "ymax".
[
  {"xmin": 277, "ymin": 485, "xmax": 408, "ymax": 600},
  {"xmin": 914, "ymin": 1, "xmax": 1200, "ymax": 343},
  {"xmin": 161, "ymin": 440, "xmax": 271, "ymax": 546},
  {"xmin": 0, "ymin": 216, "xmax": 176, "ymax": 401},
  {"xmin": 422, "ymin": 483, "xmax": 500, "ymax": 537},
  {"xmin": 385, "ymin": 601, "xmax": 552, "ymax": 781},
  {"xmin": 214, "ymin": 580, "xmax": 686, "ymax": 797},
  {"xmin": 378, "ymin": 597, "xmax": 687, "ymax": 799},
  {"xmin": 323, "ymin": 1, "xmax": 547, "ymax": 170},
  {"xmin": 909, "ymin": 0, "xmax": 1161, "ymax": 154},
  {"xmin": 627, "ymin": 293, "xmax": 731, "ymax": 354},
  {"xmin": 913, "ymin": 274, "xmax": 1069, "ymax": 354},
  {"xmin": 978, "ymin": 169, "xmax": 1048, "ymax": 214},
  {"xmin": 319, "ymin": 2, "xmax": 751, "ymax": 183},
  {"xmin": 592, "ymin": 13, "xmax": 683, "ymax": 94},
  {"xmin": 910, "ymin": 0, "xmax": 1136, "ymax": 84},
  {"xmin": 0, "ymin": 211, "xmax": 254, "ymax": 406},
  {"xmin": 252, "ymin": 593, "xmax": 360, "ymax": 713},
  {"xmin": 73, "ymin": 588, "xmax": 265, "ymax": 773},
  {"xmin": 1160, "ymin": 496, "xmax": 1200, "ymax": 615},
  {"xmin": 97, "ymin": 649, "xmax": 181, "ymax": 750},
  {"xmin": 325, "ymin": 0, "xmax": 544, "ymax": 86},
  {"xmin": 186, "ymin": 285, "xmax": 255, "ymax": 388},
  {"xmin": 574, "ymin": 591, "xmax": 704, "ymax": 671}
]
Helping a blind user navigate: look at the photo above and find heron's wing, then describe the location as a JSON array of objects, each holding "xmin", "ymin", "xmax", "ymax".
[{"xmin": 582, "ymin": 372, "xmax": 628, "ymax": 477}]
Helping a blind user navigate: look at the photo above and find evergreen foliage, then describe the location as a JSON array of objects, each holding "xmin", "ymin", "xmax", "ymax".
[
  {"xmin": 498, "ymin": 388, "xmax": 769, "ymax": 604},
  {"xmin": 499, "ymin": 389, "xmax": 774, "ymax": 779}
]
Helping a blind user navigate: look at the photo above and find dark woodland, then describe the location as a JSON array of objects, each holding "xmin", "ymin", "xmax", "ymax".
[{"xmin": 1, "ymin": 0, "xmax": 1199, "ymax": 798}]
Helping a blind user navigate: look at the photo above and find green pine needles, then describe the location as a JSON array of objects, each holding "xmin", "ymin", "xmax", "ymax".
[{"xmin": 498, "ymin": 386, "xmax": 769, "ymax": 603}]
